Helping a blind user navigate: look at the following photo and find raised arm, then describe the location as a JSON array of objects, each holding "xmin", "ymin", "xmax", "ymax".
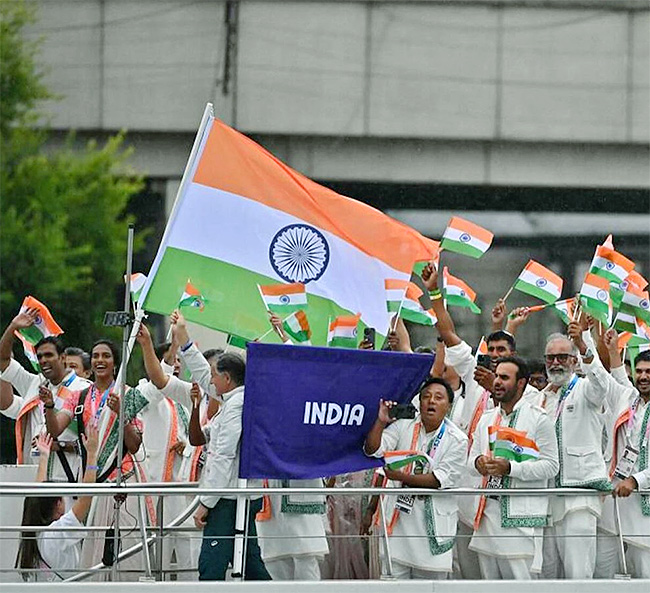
[
  {"xmin": 188, "ymin": 382, "xmax": 206, "ymax": 446},
  {"xmin": 71, "ymin": 423, "xmax": 99, "ymax": 522},
  {"xmin": 35, "ymin": 433, "xmax": 53, "ymax": 482},
  {"xmin": 0, "ymin": 380, "xmax": 14, "ymax": 411},
  {"xmin": 172, "ymin": 311, "xmax": 213, "ymax": 395},
  {"xmin": 491, "ymin": 299, "xmax": 507, "ymax": 332},
  {"xmin": 136, "ymin": 323, "xmax": 170, "ymax": 390},
  {"xmin": 421, "ymin": 262, "xmax": 461, "ymax": 347},
  {"xmin": 505, "ymin": 307, "xmax": 530, "ymax": 337},
  {"xmin": 363, "ymin": 399, "xmax": 398, "ymax": 456}
]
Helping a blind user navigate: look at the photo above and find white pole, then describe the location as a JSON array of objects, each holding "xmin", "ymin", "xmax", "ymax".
[
  {"xmin": 231, "ymin": 478, "xmax": 248, "ymax": 580},
  {"xmin": 378, "ymin": 493, "xmax": 394, "ymax": 578},
  {"xmin": 613, "ymin": 496, "xmax": 630, "ymax": 578},
  {"xmin": 137, "ymin": 103, "xmax": 214, "ymax": 307}
]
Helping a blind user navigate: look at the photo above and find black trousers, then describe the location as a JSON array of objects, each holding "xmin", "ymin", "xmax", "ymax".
[{"xmin": 198, "ymin": 497, "xmax": 271, "ymax": 581}]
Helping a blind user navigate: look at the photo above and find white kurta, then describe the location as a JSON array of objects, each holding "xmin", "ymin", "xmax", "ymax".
[
  {"xmin": 256, "ymin": 478, "xmax": 329, "ymax": 562},
  {"xmin": 1, "ymin": 360, "xmax": 91, "ymax": 481},
  {"xmin": 468, "ymin": 398, "xmax": 558, "ymax": 572},
  {"xmin": 371, "ymin": 416, "xmax": 467, "ymax": 573}
]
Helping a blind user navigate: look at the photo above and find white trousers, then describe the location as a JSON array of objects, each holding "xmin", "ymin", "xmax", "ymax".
[
  {"xmin": 453, "ymin": 521, "xmax": 482, "ymax": 579},
  {"xmin": 264, "ymin": 555, "xmax": 321, "ymax": 580},
  {"xmin": 595, "ymin": 529, "xmax": 650, "ymax": 579},
  {"xmin": 477, "ymin": 553, "xmax": 532, "ymax": 580},
  {"xmin": 543, "ymin": 510, "xmax": 596, "ymax": 579},
  {"xmin": 390, "ymin": 560, "xmax": 449, "ymax": 580}
]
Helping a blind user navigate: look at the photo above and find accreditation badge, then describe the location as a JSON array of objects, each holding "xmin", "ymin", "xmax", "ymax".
[
  {"xmin": 395, "ymin": 493, "xmax": 415, "ymax": 514},
  {"xmin": 486, "ymin": 475, "xmax": 503, "ymax": 490},
  {"xmin": 614, "ymin": 446, "xmax": 639, "ymax": 480}
]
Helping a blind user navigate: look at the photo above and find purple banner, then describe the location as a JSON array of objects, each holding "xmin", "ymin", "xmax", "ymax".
[{"xmin": 239, "ymin": 343, "xmax": 433, "ymax": 479}]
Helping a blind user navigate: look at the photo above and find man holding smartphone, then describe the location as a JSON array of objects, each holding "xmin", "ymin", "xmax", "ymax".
[{"xmin": 363, "ymin": 377, "xmax": 467, "ymax": 579}]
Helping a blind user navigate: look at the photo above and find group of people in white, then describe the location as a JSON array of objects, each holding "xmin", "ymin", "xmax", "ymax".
[{"xmin": 0, "ymin": 260, "xmax": 648, "ymax": 582}]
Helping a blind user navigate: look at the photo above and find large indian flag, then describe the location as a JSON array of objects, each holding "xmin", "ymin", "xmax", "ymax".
[{"xmin": 139, "ymin": 106, "xmax": 438, "ymax": 346}]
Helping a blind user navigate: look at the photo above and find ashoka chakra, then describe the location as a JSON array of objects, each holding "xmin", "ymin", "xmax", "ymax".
[
  {"xmin": 269, "ymin": 224, "xmax": 330, "ymax": 284},
  {"xmin": 536, "ymin": 278, "xmax": 548, "ymax": 288}
]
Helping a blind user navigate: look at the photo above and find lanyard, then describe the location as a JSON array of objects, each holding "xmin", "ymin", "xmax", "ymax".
[
  {"xmin": 424, "ymin": 419, "xmax": 447, "ymax": 459},
  {"xmin": 554, "ymin": 375, "xmax": 579, "ymax": 422},
  {"xmin": 89, "ymin": 382, "xmax": 114, "ymax": 419}
]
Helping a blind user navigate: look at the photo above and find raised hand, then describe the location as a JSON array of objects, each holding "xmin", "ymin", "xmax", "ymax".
[
  {"xmin": 421, "ymin": 262, "xmax": 439, "ymax": 292},
  {"xmin": 38, "ymin": 385, "xmax": 54, "ymax": 407},
  {"xmin": 36, "ymin": 433, "xmax": 53, "ymax": 457},
  {"xmin": 11, "ymin": 307, "xmax": 39, "ymax": 330},
  {"xmin": 190, "ymin": 381, "xmax": 201, "ymax": 407},
  {"xmin": 505, "ymin": 306, "xmax": 530, "ymax": 335},
  {"xmin": 602, "ymin": 328, "xmax": 619, "ymax": 353},
  {"xmin": 474, "ymin": 366, "xmax": 495, "ymax": 392},
  {"xmin": 491, "ymin": 299, "xmax": 507, "ymax": 330},
  {"xmin": 268, "ymin": 312, "xmax": 289, "ymax": 342},
  {"xmin": 83, "ymin": 421, "xmax": 100, "ymax": 456},
  {"xmin": 377, "ymin": 399, "xmax": 397, "ymax": 424},
  {"xmin": 567, "ymin": 321, "xmax": 587, "ymax": 356},
  {"xmin": 135, "ymin": 322, "xmax": 152, "ymax": 345}
]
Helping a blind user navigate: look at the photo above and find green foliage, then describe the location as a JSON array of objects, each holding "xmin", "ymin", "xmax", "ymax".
[{"xmin": 0, "ymin": 0, "xmax": 146, "ymax": 351}]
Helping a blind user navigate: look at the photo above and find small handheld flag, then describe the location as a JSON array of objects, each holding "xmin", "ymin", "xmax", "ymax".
[
  {"xmin": 127, "ymin": 273, "xmax": 148, "ymax": 306},
  {"xmin": 14, "ymin": 332, "xmax": 40, "ymax": 371},
  {"xmin": 385, "ymin": 279, "xmax": 437, "ymax": 326},
  {"xmin": 179, "ymin": 280, "xmax": 206, "ymax": 312},
  {"xmin": 488, "ymin": 426, "xmax": 540, "ymax": 462},
  {"xmin": 440, "ymin": 217, "xmax": 493, "ymax": 259},
  {"xmin": 283, "ymin": 311, "xmax": 312, "ymax": 345},
  {"xmin": 327, "ymin": 314, "xmax": 361, "ymax": 348},
  {"xmin": 16, "ymin": 296, "xmax": 64, "ymax": 345},
  {"xmin": 258, "ymin": 282, "xmax": 307, "ymax": 314},
  {"xmin": 443, "ymin": 267, "xmax": 481, "ymax": 314},
  {"xmin": 579, "ymin": 273, "xmax": 612, "ymax": 326},
  {"xmin": 589, "ymin": 245, "xmax": 635, "ymax": 286},
  {"xmin": 383, "ymin": 450, "xmax": 436, "ymax": 472},
  {"xmin": 512, "ymin": 260, "xmax": 563, "ymax": 304}
]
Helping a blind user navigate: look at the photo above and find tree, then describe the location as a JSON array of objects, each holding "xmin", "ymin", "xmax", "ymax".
[{"xmin": 0, "ymin": 0, "xmax": 145, "ymax": 350}]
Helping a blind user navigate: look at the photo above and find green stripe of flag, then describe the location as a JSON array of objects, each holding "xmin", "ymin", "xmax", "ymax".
[
  {"xmin": 514, "ymin": 279, "xmax": 557, "ymax": 304},
  {"xmin": 440, "ymin": 239, "xmax": 484, "ymax": 259},
  {"xmin": 143, "ymin": 247, "xmax": 377, "ymax": 346},
  {"xmin": 400, "ymin": 308, "xmax": 435, "ymax": 326},
  {"xmin": 446, "ymin": 294, "xmax": 482, "ymax": 314}
]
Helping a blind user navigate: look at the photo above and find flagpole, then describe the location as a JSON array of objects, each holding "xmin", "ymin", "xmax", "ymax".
[
  {"xmin": 137, "ymin": 104, "xmax": 214, "ymax": 307},
  {"xmin": 391, "ymin": 286, "xmax": 408, "ymax": 333},
  {"xmin": 502, "ymin": 278, "xmax": 517, "ymax": 302},
  {"xmin": 326, "ymin": 316, "xmax": 332, "ymax": 346}
]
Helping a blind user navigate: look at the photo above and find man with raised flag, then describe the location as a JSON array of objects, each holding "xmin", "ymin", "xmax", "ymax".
[
  {"xmin": 536, "ymin": 321, "xmax": 616, "ymax": 579},
  {"xmin": 420, "ymin": 260, "xmax": 539, "ymax": 579},
  {"xmin": 0, "ymin": 306, "xmax": 90, "ymax": 482},
  {"xmin": 468, "ymin": 356, "xmax": 558, "ymax": 579},
  {"xmin": 364, "ymin": 377, "xmax": 467, "ymax": 579}
]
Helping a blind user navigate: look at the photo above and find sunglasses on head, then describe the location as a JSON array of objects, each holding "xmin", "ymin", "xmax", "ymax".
[{"xmin": 544, "ymin": 353, "xmax": 574, "ymax": 363}]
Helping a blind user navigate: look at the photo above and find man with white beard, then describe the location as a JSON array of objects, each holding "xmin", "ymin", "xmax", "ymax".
[{"xmin": 538, "ymin": 323, "xmax": 613, "ymax": 579}]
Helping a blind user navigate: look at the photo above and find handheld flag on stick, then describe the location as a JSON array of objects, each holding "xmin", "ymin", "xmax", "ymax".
[
  {"xmin": 283, "ymin": 311, "xmax": 312, "ymax": 345},
  {"xmin": 511, "ymin": 260, "xmax": 563, "ymax": 304},
  {"xmin": 443, "ymin": 267, "xmax": 481, "ymax": 314},
  {"xmin": 475, "ymin": 337, "xmax": 488, "ymax": 360},
  {"xmin": 327, "ymin": 314, "xmax": 361, "ymax": 348},
  {"xmin": 385, "ymin": 280, "xmax": 437, "ymax": 326},
  {"xmin": 16, "ymin": 296, "xmax": 64, "ymax": 345},
  {"xmin": 440, "ymin": 217, "xmax": 493, "ymax": 259},
  {"xmin": 619, "ymin": 283, "xmax": 650, "ymax": 325},
  {"xmin": 127, "ymin": 273, "xmax": 148, "ymax": 306},
  {"xmin": 258, "ymin": 282, "xmax": 307, "ymax": 314},
  {"xmin": 589, "ymin": 245, "xmax": 635, "ymax": 286},
  {"xmin": 383, "ymin": 450, "xmax": 436, "ymax": 472},
  {"xmin": 14, "ymin": 332, "xmax": 40, "ymax": 371},
  {"xmin": 179, "ymin": 280, "xmax": 206, "ymax": 312},
  {"xmin": 528, "ymin": 298, "xmax": 576, "ymax": 325},
  {"xmin": 488, "ymin": 426, "xmax": 540, "ymax": 462},
  {"xmin": 227, "ymin": 334, "xmax": 250, "ymax": 350},
  {"xmin": 579, "ymin": 273, "xmax": 612, "ymax": 326}
]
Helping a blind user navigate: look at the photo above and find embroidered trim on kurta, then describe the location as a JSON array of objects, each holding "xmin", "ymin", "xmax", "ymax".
[{"xmin": 280, "ymin": 479, "xmax": 326, "ymax": 514}]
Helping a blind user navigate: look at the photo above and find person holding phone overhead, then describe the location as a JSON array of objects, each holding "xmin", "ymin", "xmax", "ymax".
[{"xmin": 363, "ymin": 377, "xmax": 467, "ymax": 579}]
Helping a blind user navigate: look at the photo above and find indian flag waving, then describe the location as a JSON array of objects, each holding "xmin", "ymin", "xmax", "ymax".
[
  {"xmin": 383, "ymin": 450, "xmax": 436, "ymax": 472},
  {"xmin": 443, "ymin": 267, "xmax": 481, "ymax": 314},
  {"xmin": 513, "ymin": 260, "xmax": 563, "ymax": 304},
  {"xmin": 14, "ymin": 332, "xmax": 40, "ymax": 371},
  {"xmin": 127, "ymin": 273, "xmax": 148, "ymax": 306},
  {"xmin": 327, "ymin": 314, "xmax": 361, "ymax": 348},
  {"xmin": 488, "ymin": 426, "xmax": 540, "ymax": 462},
  {"xmin": 620, "ymin": 283, "xmax": 650, "ymax": 324},
  {"xmin": 440, "ymin": 216, "xmax": 493, "ymax": 259},
  {"xmin": 258, "ymin": 282, "xmax": 307, "ymax": 314},
  {"xmin": 283, "ymin": 310, "xmax": 312, "ymax": 345},
  {"xmin": 384, "ymin": 279, "xmax": 437, "ymax": 326},
  {"xmin": 178, "ymin": 280, "xmax": 205, "ymax": 312},
  {"xmin": 527, "ymin": 298, "xmax": 576, "ymax": 325},
  {"xmin": 138, "ymin": 105, "xmax": 438, "ymax": 346},
  {"xmin": 579, "ymin": 273, "xmax": 612, "ymax": 326},
  {"xmin": 589, "ymin": 245, "xmax": 635, "ymax": 286},
  {"xmin": 16, "ymin": 296, "xmax": 64, "ymax": 345}
]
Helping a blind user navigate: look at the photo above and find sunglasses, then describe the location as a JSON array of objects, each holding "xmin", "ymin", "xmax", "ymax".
[{"xmin": 544, "ymin": 353, "xmax": 575, "ymax": 363}]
